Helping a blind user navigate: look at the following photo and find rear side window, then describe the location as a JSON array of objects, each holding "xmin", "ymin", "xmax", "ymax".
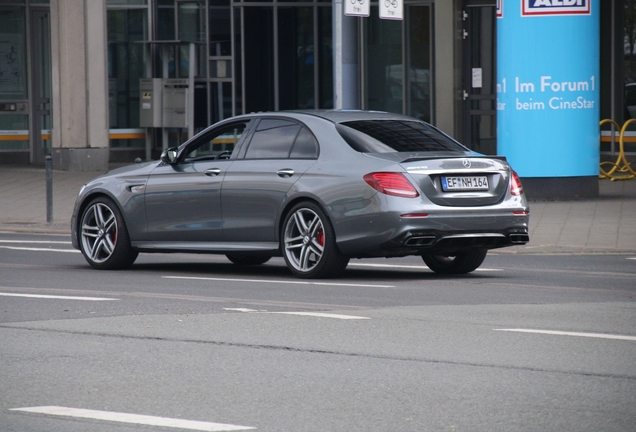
[
  {"xmin": 245, "ymin": 119, "xmax": 300, "ymax": 159},
  {"xmin": 245, "ymin": 118, "xmax": 318, "ymax": 159},
  {"xmin": 337, "ymin": 120, "xmax": 468, "ymax": 153},
  {"xmin": 290, "ymin": 127, "xmax": 319, "ymax": 158}
]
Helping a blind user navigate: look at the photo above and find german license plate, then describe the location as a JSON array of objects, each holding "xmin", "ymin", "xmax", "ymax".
[{"xmin": 441, "ymin": 176, "xmax": 489, "ymax": 191}]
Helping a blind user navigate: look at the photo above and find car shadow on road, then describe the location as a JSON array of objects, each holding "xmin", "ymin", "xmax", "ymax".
[{"xmin": 128, "ymin": 257, "xmax": 500, "ymax": 283}]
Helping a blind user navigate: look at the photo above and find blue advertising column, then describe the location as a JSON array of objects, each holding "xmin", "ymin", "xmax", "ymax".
[{"xmin": 497, "ymin": 0, "xmax": 599, "ymax": 199}]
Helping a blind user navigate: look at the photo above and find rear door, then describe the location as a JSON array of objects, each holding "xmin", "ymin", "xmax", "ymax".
[{"xmin": 221, "ymin": 118, "xmax": 319, "ymax": 243}]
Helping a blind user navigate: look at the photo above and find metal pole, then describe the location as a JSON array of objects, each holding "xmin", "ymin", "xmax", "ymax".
[
  {"xmin": 45, "ymin": 155, "xmax": 53, "ymax": 224},
  {"xmin": 333, "ymin": 0, "xmax": 358, "ymax": 109}
]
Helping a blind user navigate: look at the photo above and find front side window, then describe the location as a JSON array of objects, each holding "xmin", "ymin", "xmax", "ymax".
[{"xmin": 183, "ymin": 122, "xmax": 247, "ymax": 161}]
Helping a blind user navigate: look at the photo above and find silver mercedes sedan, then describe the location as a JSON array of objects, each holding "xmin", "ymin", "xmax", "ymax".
[{"xmin": 71, "ymin": 110, "xmax": 529, "ymax": 278}]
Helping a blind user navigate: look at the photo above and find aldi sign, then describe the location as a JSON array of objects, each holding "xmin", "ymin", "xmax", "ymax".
[{"xmin": 522, "ymin": 0, "xmax": 590, "ymax": 16}]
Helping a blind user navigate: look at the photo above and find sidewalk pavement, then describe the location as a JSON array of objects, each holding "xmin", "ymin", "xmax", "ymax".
[{"xmin": 1, "ymin": 164, "xmax": 635, "ymax": 254}]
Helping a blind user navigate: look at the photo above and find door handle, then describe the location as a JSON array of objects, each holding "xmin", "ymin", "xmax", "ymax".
[
  {"xmin": 276, "ymin": 169, "xmax": 294, "ymax": 178},
  {"xmin": 204, "ymin": 168, "xmax": 221, "ymax": 176}
]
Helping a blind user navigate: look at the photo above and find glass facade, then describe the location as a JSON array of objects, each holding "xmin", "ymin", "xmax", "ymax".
[
  {"xmin": 236, "ymin": 1, "xmax": 332, "ymax": 114},
  {"xmin": 363, "ymin": 5, "xmax": 431, "ymax": 123},
  {"xmin": 108, "ymin": 6, "xmax": 147, "ymax": 148},
  {"xmin": 0, "ymin": 0, "xmax": 631, "ymax": 166},
  {"xmin": 0, "ymin": 6, "xmax": 28, "ymax": 152}
]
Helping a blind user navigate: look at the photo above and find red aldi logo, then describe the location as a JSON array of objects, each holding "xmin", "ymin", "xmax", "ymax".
[{"xmin": 522, "ymin": 0, "xmax": 591, "ymax": 16}]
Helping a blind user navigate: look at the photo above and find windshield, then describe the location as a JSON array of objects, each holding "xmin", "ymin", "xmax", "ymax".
[{"xmin": 337, "ymin": 120, "xmax": 468, "ymax": 153}]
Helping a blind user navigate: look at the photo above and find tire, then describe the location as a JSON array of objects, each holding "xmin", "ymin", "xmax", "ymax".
[
  {"xmin": 226, "ymin": 255, "xmax": 272, "ymax": 266},
  {"xmin": 422, "ymin": 249, "xmax": 487, "ymax": 275},
  {"xmin": 282, "ymin": 202, "xmax": 349, "ymax": 279},
  {"xmin": 79, "ymin": 196, "xmax": 138, "ymax": 270}
]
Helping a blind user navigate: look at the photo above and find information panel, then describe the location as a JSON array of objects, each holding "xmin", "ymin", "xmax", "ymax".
[{"xmin": 496, "ymin": 0, "xmax": 599, "ymax": 178}]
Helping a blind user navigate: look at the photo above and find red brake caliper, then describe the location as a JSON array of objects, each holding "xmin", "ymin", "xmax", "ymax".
[{"xmin": 317, "ymin": 230, "xmax": 325, "ymax": 247}]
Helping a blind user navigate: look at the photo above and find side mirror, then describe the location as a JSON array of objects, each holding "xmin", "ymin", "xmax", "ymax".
[{"xmin": 161, "ymin": 147, "xmax": 178, "ymax": 164}]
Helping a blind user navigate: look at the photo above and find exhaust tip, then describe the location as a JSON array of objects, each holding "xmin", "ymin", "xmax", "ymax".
[
  {"xmin": 405, "ymin": 236, "xmax": 437, "ymax": 247},
  {"xmin": 509, "ymin": 233, "xmax": 530, "ymax": 244}
]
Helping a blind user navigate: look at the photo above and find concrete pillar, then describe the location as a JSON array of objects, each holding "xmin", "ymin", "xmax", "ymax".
[
  {"xmin": 50, "ymin": 0, "xmax": 109, "ymax": 171},
  {"xmin": 496, "ymin": 0, "xmax": 599, "ymax": 199},
  {"xmin": 333, "ymin": 0, "xmax": 359, "ymax": 110},
  {"xmin": 433, "ymin": 0, "xmax": 457, "ymax": 136}
]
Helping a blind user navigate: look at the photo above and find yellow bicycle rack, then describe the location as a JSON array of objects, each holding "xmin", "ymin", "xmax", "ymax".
[{"xmin": 599, "ymin": 119, "xmax": 636, "ymax": 181}]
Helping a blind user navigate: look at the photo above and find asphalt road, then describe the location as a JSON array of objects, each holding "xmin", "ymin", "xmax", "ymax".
[{"xmin": 1, "ymin": 232, "xmax": 635, "ymax": 431}]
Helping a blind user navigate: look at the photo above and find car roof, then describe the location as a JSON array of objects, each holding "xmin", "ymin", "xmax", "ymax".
[{"xmin": 238, "ymin": 110, "xmax": 419, "ymax": 124}]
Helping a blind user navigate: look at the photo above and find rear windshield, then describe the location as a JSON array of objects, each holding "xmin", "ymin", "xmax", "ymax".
[{"xmin": 337, "ymin": 120, "xmax": 468, "ymax": 153}]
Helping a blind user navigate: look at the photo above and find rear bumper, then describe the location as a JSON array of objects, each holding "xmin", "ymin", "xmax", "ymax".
[{"xmin": 334, "ymin": 206, "xmax": 529, "ymax": 257}]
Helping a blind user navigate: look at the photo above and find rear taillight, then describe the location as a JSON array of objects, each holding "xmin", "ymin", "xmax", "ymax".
[
  {"xmin": 363, "ymin": 172, "xmax": 420, "ymax": 198},
  {"xmin": 510, "ymin": 171, "xmax": 524, "ymax": 196}
]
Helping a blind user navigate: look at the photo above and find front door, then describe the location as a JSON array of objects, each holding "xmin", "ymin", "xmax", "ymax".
[
  {"xmin": 31, "ymin": 9, "xmax": 52, "ymax": 165},
  {"xmin": 462, "ymin": 1, "xmax": 497, "ymax": 155},
  {"xmin": 144, "ymin": 121, "xmax": 250, "ymax": 243}
]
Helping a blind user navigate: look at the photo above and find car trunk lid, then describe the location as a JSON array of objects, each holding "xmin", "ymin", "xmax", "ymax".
[{"xmin": 399, "ymin": 156, "xmax": 510, "ymax": 207}]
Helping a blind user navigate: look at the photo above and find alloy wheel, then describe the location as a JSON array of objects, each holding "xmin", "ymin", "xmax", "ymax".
[
  {"xmin": 284, "ymin": 208, "xmax": 325, "ymax": 274},
  {"xmin": 81, "ymin": 202, "xmax": 118, "ymax": 264}
]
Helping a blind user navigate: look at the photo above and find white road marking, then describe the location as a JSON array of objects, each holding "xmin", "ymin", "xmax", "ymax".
[
  {"xmin": 0, "ymin": 240, "xmax": 71, "ymax": 244},
  {"xmin": 271, "ymin": 312, "xmax": 370, "ymax": 320},
  {"xmin": 163, "ymin": 275, "xmax": 395, "ymax": 288},
  {"xmin": 10, "ymin": 406, "xmax": 255, "ymax": 431},
  {"xmin": 627, "ymin": 257, "xmax": 636, "ymax": 260},
  {"xmin": 349, "ymin": 263, "xmax": 427, "ymax": 270},
  {"xmin": 223, "ymin": 308, "xmax": 369, "ymax": 320},
  {"xmin": 0, "ymin": 245, "xmax": 79, "ymax": 253},
  {"xmin": 494, "ymin": 328, "xmax": 636, "ymax": 341},
  {"xmin": 0, "ymin": 293, "xmax": 118, "ymax": 301},
  {"xmin": 348, "ymin": 262, "xmax": 503, "ymax": 271}
]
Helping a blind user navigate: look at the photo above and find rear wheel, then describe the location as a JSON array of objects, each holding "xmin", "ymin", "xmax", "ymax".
[
  {"xmin": 226, "ymin": 255, "xmax": 271, "ymax": 266},
  {"xmin": 79, "ymin": 196, "xmax": 138, "ymax": 270},
  {"xmin": 422, "ymin": 250, "xmax": 487, "ymax": 274},
  {"xmin": 282, "ymin": 202, "xmax": 349, "ymax": 278}
]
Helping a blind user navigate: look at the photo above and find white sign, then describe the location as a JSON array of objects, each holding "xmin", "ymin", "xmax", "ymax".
[
  {"xmin": 472, "ymin": 68, "xmax": 483, "ymax": 88},
  {"xmin": 379, "ymin": 0, "xmax": 403, "ymax": 20},
  {"xmin": 345, "ymin": 0, "xmax": 369, "ymax": 17}
]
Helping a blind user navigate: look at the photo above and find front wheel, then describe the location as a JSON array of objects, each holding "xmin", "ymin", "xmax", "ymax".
[
  {"xmin": 79, "ymin": 196, "xmax": 138, "ymax": 270},
  {"xmin": 282, "ymin": 202, "xmax": 349, "ymax": 279},
  {"xmin": 422, "ymin": 250, "xmax": 487, "ymax": 275}
]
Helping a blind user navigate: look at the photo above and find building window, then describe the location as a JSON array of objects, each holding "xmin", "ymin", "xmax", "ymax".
[
  {"xmin": 107, "ymin": 6, "xmax": 148, "ymax": 149},
  {"xmin": 363, "ymin": 5, "xmax": 431, "ymax": 123},
  {"xmin": 234, "ymin": 0, "xmax": 333, "ymax": 114},
  {"xmin": 0, "ymin": 6, "xmax": 28, "ymax": 152}
]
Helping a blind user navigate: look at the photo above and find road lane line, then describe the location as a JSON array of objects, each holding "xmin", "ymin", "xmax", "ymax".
[
  {"xmin": 223, "ymin": 308, "xmax": 370, "ymax": 320},
  {"xmin": 271, "ymin": 312, "xmax": 370, "ymax": 320},
  {"xmin": 494, "ymin": 328, "xmax": 636, "ymax": 341},
  {"xmin": 0, "ymin": 293, "xmax": 118, "ymax": 301},
  {"xmin": 0, "ymin": 240, "xmax": 72, "ymax": 244},
  {"xmin": 163, "ymin": 275, "xmax": 395, "ymax": 288},
  {"xmin": 10, "ymin": 406, "xmax": 255, "ymax": 431},
  {"xmin": 0, "ymin": 246, "xmax": 79, "ymax": 253},
  {"xmin": 348, "ymin": 262, "xmax": 502, "ymax": 271}
]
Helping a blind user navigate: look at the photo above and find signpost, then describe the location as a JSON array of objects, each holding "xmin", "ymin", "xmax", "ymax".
[
  {"xmin": 379, "ymin": 0, "xmax": 403, "ymax": 20},
  {"xmin": 345, "ymin": 0, "xmax": 369, "ymax": 17}
]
